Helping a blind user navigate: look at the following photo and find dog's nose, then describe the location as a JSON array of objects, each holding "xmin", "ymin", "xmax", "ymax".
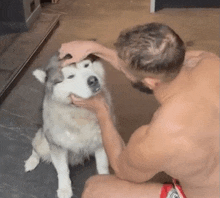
[{"xmin": 87, "ymin": 76, "xmax": 98, "ymax": 87}]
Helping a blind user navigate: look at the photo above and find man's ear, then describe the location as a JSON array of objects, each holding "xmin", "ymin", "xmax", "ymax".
[
  {"xmin": 142, "ymin": 77, "xmax": 161, "ymax": 90},
  {"xmin": 32, "ymin": 69, "xmax": 47, "ymax": 84}
]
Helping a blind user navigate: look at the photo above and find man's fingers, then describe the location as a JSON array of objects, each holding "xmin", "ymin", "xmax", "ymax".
[
  {"xmin": 58, "ymin": 50, "xmax": 66, "ymax": 59},
  {"xmin": 58, "ymin": 44, "xmax": 69, "ymax": 59},
  {"xmin": 71, "ymin": 95, "xmax": 82, "ymax": 102},
  {"xmin": 61, "ymin": 59, "xmax": 76, "ymax": 67},
  {"xmin": 59, "ymin": 43, "xmax": 74, "ymax": 59}
]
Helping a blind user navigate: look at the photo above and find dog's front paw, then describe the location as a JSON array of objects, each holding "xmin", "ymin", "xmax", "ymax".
[{"xmin": 57, "ymin": 188, "xmax": 73, "ymax": 198}]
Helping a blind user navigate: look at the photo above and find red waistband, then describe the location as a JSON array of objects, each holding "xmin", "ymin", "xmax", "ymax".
[{"xmin": 160, "ymin": 179, "xmax": 187, "ymax": 198}]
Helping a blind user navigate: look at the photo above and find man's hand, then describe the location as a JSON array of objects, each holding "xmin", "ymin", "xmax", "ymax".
[
  {"xmin": 59, "ymin": 40, "xmax": 97, "ymax": 66},
  {"xmin": 59, "ymin": 40, "xmax": 124, "ymax": 71},
  {"xmin": 70, "ymin": 92, "xmax": 109, "ymax": 115}
]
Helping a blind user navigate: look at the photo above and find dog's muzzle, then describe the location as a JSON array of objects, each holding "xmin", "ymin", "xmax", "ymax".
[{"xmin": 87, "ymin": 76, "xmax": 100, "ymax": 93}]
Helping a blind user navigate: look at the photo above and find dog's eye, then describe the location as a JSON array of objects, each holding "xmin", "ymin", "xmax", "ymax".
[
  {"xmin": 68, "ymin": 75, "xmax": 75, "ymax": 79},
  {"xmin": 54, "ymin": 80, "xmax": 62, "ymax": 85},
  {"xmin": 84, "ymin": 64, "xmax": 89, "ymax": 68}
]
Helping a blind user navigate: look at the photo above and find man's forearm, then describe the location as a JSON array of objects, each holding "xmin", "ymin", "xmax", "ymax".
[
  {"xmin": 96, "ymin": 110, "xmax": 155, "ymax": 182},
  {"xmin": 96, "ymin": 109, "xmax": 125, "ymax": 172}
]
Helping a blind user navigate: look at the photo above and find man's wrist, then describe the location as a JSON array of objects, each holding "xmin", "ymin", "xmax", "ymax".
[
  {"xmin": 89, "ymin": 42, "xmax": 103, "ymax": 56},
  {"xmin": 85, "ymin": 41, "xmax": 99, "ymax": 55},
  {"xmin": 96, "ymin": 106, "xmax": 111, "ymax": 122},
  {"xmin": 91, "ymin": 43, "xmax": 121, "ymax": 70}
]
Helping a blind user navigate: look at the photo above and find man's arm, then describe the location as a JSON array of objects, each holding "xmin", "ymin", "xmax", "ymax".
[
  {"xmin": 70, "ymin": 94, "xmax": 181, "ymax": 183},
  {"xmin": 96, "ymin": 105, "xmax": 176, "ymax": 183},
  {"xmin": 92, "ymin": 43, "xmax": 122, "ymax": 70}
]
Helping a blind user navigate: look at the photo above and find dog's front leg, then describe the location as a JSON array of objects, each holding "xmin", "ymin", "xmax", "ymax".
[
  {"xmin": 95, "ymin": 147, "xmax": 109, "ymax": 174},
  {"xmin": 50, "ymin": 145, "xmax": 73, "ymax": 198}
]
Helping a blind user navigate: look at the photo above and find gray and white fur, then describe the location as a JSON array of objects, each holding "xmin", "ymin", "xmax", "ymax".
[{"xmin": 24, "ymin": 53, "xmax": 112, "ymax": 198}]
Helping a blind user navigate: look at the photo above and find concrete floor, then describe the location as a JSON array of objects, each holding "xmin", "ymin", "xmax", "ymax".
[{"xmin": 0, "ymin": 0, "xmax": 219, "ymax": 197}]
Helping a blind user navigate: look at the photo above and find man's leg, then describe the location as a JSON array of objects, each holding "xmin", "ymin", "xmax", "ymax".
[{"xmin": 82, "ymin": 175, "xmax": 163, "ymax": 198}]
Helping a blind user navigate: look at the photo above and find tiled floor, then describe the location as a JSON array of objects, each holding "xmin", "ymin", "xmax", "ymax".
[{"xmin": 0, "ymin": 0, "xmax": 219, "ymax": 197}]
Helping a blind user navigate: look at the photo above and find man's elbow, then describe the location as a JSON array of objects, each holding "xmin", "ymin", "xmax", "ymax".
[
  {"xmin": 114, "ymin": 163, "xmax": 152, "ymax": 183},
  {"xmin": 115, "ymin": 170, "xmax": 151, "ymax": 183}
]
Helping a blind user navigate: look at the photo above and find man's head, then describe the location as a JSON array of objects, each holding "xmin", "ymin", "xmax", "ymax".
[{"xmin": 114, "ymin": 23, "xmax": 185, "ymax": 93}]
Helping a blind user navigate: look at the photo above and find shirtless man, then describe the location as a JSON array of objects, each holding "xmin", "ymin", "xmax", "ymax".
[{"xmin": 59, "ymin": 23, "xmax": 219, "ymax": 198}]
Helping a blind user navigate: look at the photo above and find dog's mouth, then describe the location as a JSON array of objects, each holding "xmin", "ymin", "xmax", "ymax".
[
  {"xmin": 94, "ymin": 86, "xmax": 101, "ymax": 93},
  {"xmin": 70, "ymin": 87, "xmax": 101, "ymax": 100}
]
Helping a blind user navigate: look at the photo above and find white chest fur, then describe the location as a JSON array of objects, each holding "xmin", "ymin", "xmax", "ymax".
[{"xmin": 43, "ymin": 100, "xmax": 103, "ymax": 153}]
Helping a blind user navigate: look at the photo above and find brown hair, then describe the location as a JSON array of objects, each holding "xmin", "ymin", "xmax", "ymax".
[{"xmin": 114, "ymin": 23, "xmax": 185, "ymax": 81}]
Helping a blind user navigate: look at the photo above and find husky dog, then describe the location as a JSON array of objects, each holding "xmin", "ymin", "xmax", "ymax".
[{"xmin": 24, "ymin": 53, "xmax": 111, "ymax": 198}]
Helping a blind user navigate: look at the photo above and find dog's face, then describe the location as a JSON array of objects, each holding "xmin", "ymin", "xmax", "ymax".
[
  {"xmin": 33, "ymin": 55, "xmax": 105, "ymax": 104},
  {"xmin": 54, "ymin": 59, "xmax": 105, "ymax": 101}
]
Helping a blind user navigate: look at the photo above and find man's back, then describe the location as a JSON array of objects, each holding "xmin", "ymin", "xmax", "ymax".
[{"xmin": 157, "ymin": 51, "xmax": 219, "ymax": 197}]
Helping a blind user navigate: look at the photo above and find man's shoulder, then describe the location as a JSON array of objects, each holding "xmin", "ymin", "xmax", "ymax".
[
  {"xmin": 190, "ymin": 52, "xmax": 219, "ymax": 92},
  {"xmin": 184, "ymin": 51, "xmax": 219, "ymax": 70},
  {"xmin": 155, "ymin": 96, "xmax": 194, "ymax": 116},
  {"xmin": 152, "ymin": 97, "xmax": 196, "ymax": 132},
  {"xmin": 186, "ymin": 50, "xmax": 219, "ymax": 59}
]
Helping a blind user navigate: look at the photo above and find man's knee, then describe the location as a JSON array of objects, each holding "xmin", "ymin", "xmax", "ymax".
[
  {"xmin": 82, "ymin": 175, "xmax": 108, "ymax": 198},
  {"xmin": 84, "ymin": 175, "xmax": 100, "ymax": 188}
]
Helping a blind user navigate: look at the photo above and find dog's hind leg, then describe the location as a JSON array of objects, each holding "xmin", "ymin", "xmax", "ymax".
[
  {"xmin": 24, "ymin": 128, "xmax": 51, "ymax": 172},
  {"xmin": 50, "ymin": 145, "xmax": 73, "ymax": 198},
  {"xmin": 95, "ymin": 147, "xmax": 109, "ymax": 174}
]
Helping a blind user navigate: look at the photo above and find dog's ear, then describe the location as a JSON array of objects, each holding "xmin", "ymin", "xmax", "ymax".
[
  {"xmin": 32, "ymin": 53, "xmax": 60, "ymax": 84},
  {"xmin": 33, "ymin": 69, "xmax": 47, "ymax": 84}
]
